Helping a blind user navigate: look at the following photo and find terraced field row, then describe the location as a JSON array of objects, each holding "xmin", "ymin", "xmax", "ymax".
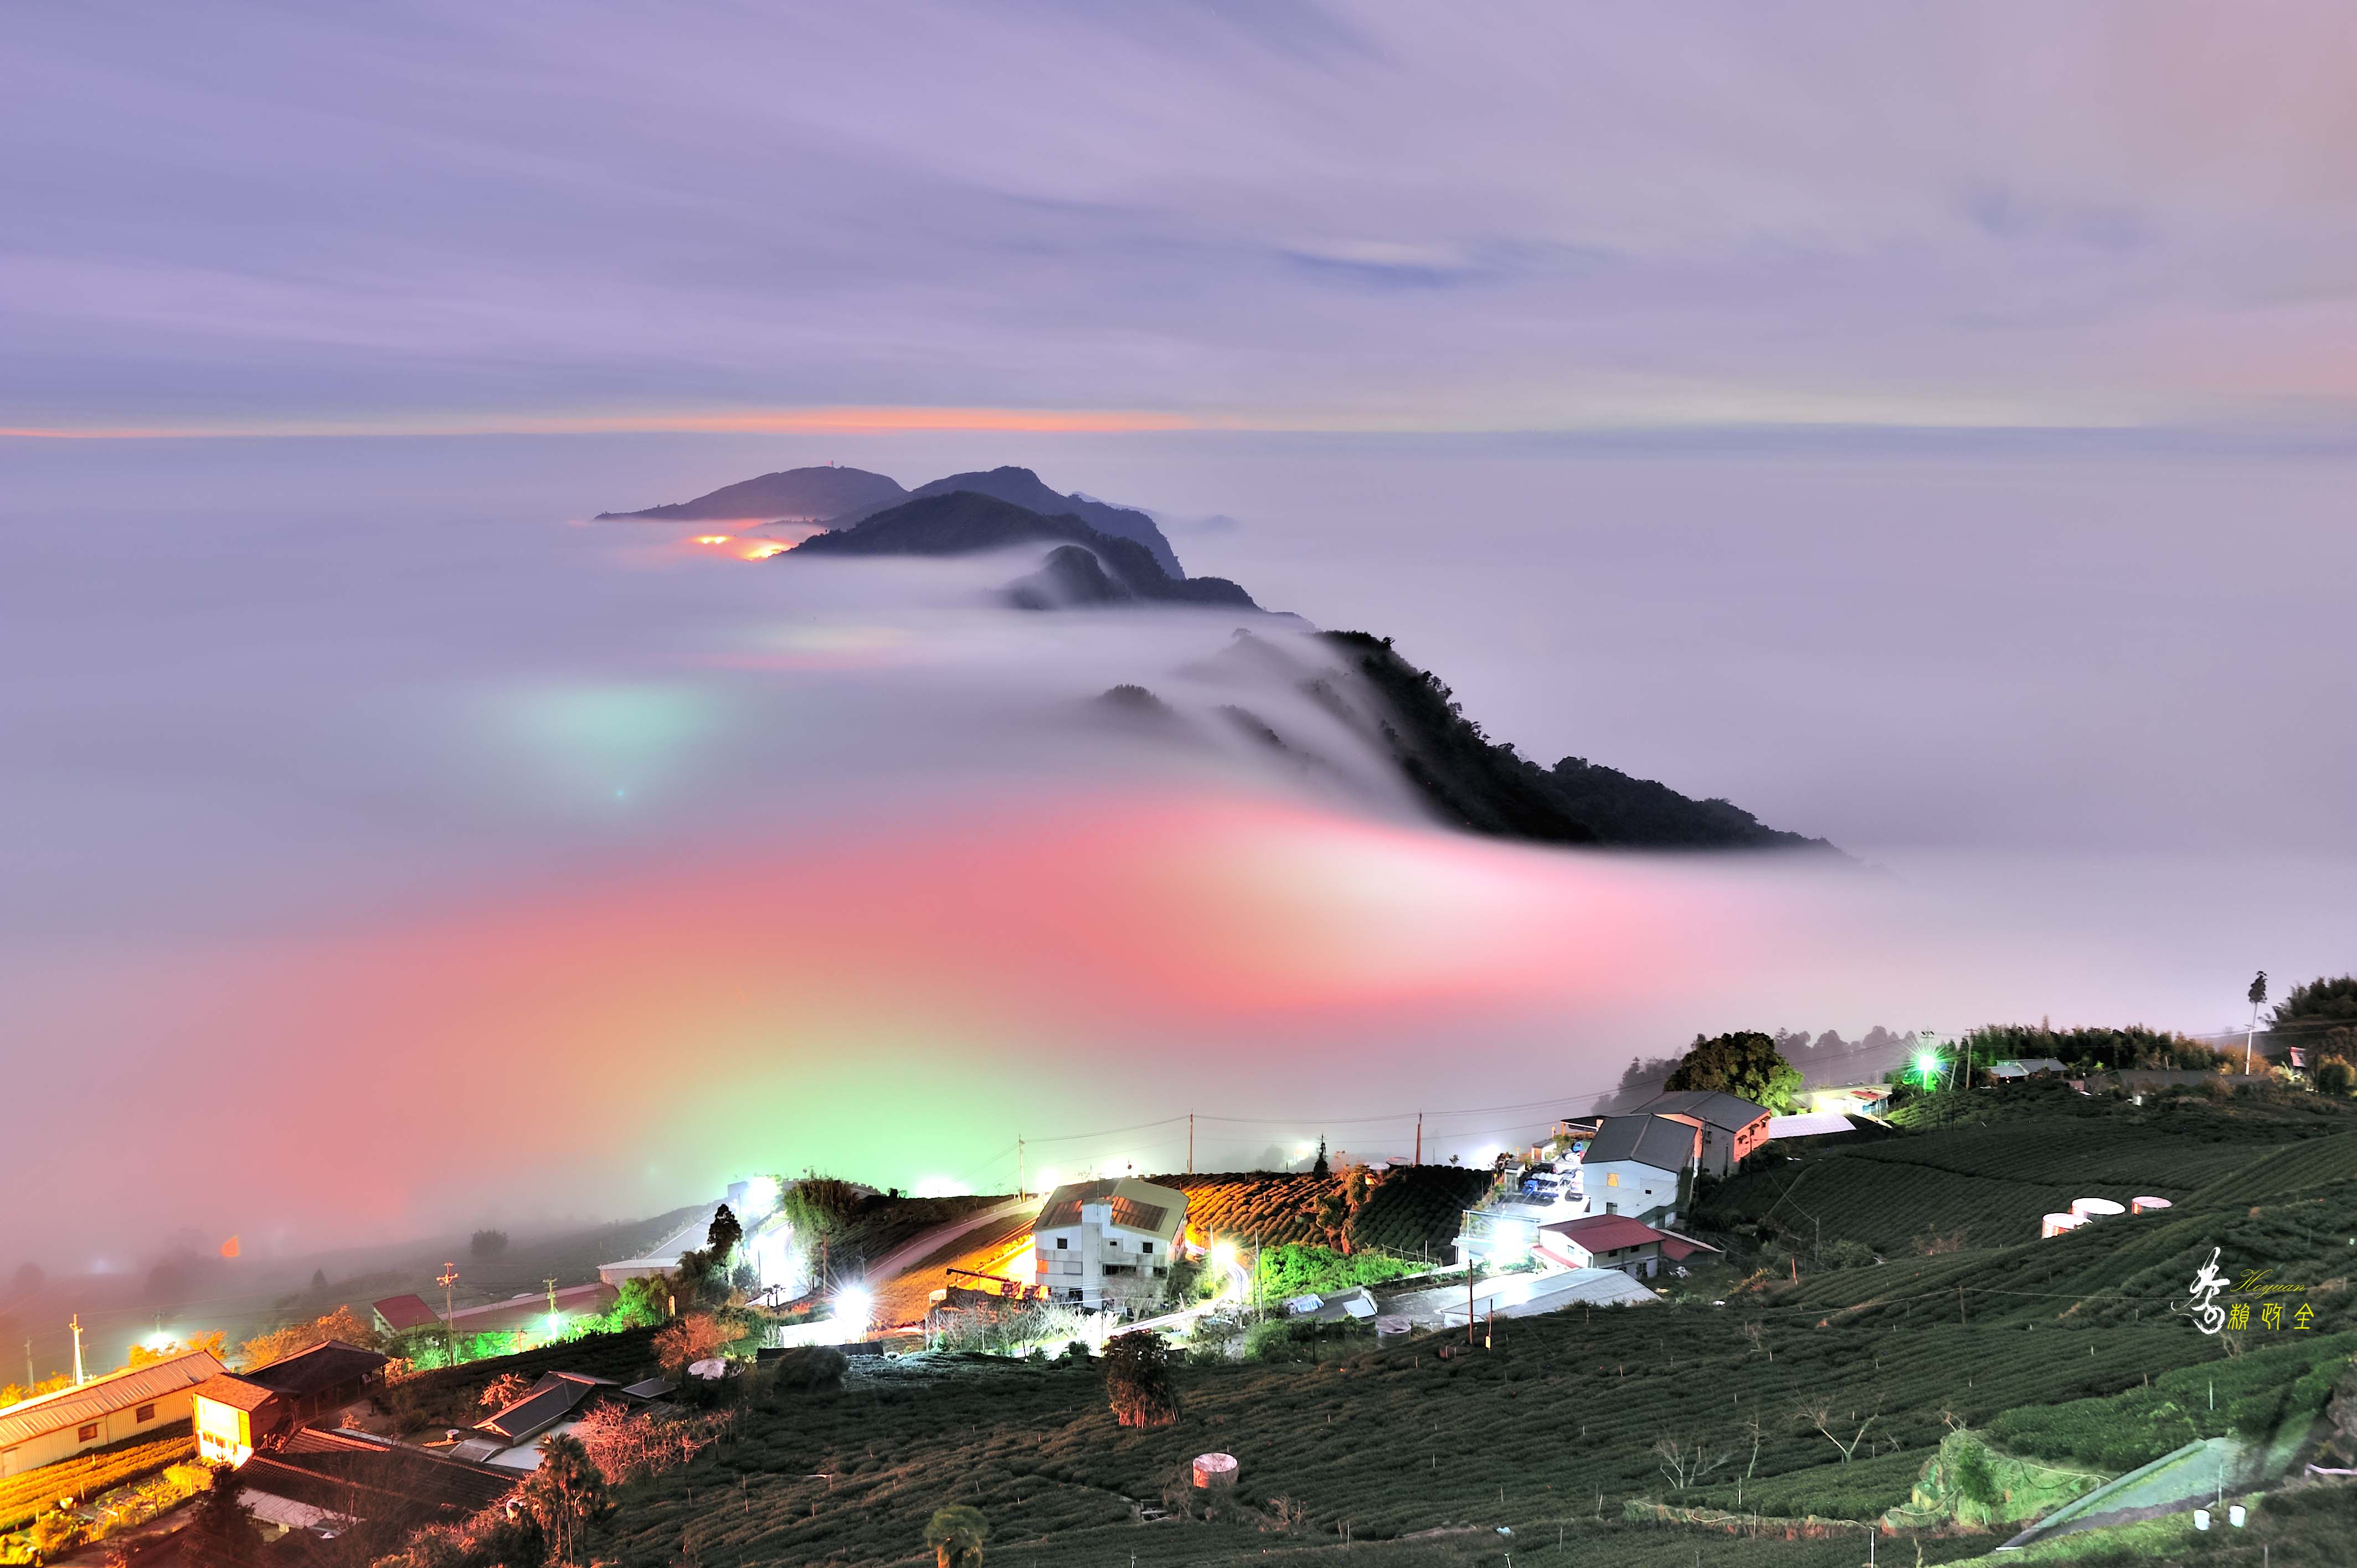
[{"xmin": 0, "ymin": 1425, "xmax": 193, "ymax": 1531}]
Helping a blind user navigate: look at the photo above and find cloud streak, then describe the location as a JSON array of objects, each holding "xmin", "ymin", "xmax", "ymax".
[{"xmin": 11, "ymin": 2, "xmax": 2357, "ymax": 434}]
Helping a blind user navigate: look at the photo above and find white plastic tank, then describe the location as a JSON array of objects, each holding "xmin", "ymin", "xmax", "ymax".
[
  {"xmin": 2070, "ymin": 1198, "xmax": 2127, "ymax": 1220},
  {"xmin": 2131, "ymin": 1195, "xmax": 2173, "ymax": 1215},
  {"xmin": 1192, "ymin": 1452, "xmax": 1238, "ymax": 1489},
  {"xmin": 2040, "ymin": 1212, "xmax": 2088, "ymax": 1239}
]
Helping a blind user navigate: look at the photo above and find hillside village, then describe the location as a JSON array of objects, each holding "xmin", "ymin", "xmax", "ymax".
[{"xmin": 8, "ymin": 1004, "xmax": 2357, "ymax": 1568}]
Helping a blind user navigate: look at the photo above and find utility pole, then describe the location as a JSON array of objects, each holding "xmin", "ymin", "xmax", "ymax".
[
  {"xmin": 2247, "ymin": 971, "xmax": 2268, "ymax": 1076},
  {"xmin": 437, "ymin": 1262, "xmax": 459, "ymax": 1368},
  {"xmin": 1017, "ymin": 1137, "xmax": 1025, "ymax": 1200},
  {"xmin": 543, "ymin": 1277, "xmax": 559, "ymax": 1340},
  {"xmin": 1188, "ymin": 1113, "xmax": 1194, "ymax": 1176},
  {"xmin": 23, "ymin": 1339, "xmax": 32, "ymax": 1389},
  {"xmin": 70, "ymin": 1314, "xmax": 84, "ymax": 1385},
  {"xmin": 1414, "ymin": 1112, "xmax": 1422, "ymax": 1166}
]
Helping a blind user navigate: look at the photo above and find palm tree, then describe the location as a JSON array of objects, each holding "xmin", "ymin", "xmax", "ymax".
[
  {"xmin": 924, "ymin": 1504, "xmax": 988, "ymax": 1568},
  {"xmin": 519, "ymin": 1434, "xmax": 608, "ymax": 1567}
]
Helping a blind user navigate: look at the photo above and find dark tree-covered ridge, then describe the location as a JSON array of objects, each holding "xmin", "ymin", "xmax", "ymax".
[{"xmin": 1321, "ymin": 631, "xmax": 1839, "ymax": 853}]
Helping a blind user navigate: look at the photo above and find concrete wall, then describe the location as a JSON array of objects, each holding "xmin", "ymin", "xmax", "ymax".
[{"xmin": 1583, "ymin": 1159, "xmax": 1680, "ymax": 1222}]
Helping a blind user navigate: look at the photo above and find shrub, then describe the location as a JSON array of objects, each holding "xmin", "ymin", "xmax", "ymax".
[
  {"xmin": 1950, "ymin": 1440, "xmax": 1998, "ymax": 1506},
  {"xmin": 1102, "ymin": 1331, "xmax": 1180, "ymax": 1428},
  {"xmin": 652, "ymin": 1312, "xmax": 728, "ymax": 1374},
  {"xmin": 469, "ymin": 1229, "xmax": 509, "ymax": 1258},
  {"xmin": 1243, "ymin": 1319, "xmax": 1306, "ymax": 1363},
  {"xmin": 766, "ymin": 1345, "xmax": 847, "ymax": 1393},
  {"xmin": 28, "ymin": 1511, "xmax": 85, "ymax": 1556},
  {"xmin": 1827, "ymin": 1240, "xmax": 1875, "ymax": 1269},
  {"xmin": 2317, "ymin": 1057, "xmax": 2355, "ymax": 1097}
]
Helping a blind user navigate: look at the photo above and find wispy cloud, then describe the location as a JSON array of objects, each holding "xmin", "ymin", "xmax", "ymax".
[{"xmin": 8, "ymin": 2, "xmax": 2357, "ymax": 434}]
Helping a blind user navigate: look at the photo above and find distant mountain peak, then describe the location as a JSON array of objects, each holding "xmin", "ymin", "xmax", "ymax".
[
  {"xmin": 596, "ymin": 465, "xmax": 906, "ymax": 524},
  {"xmin": 907, "ymin": 467, "xmax": 1184, "ymax": 578},
  {"xmin": 788, "ymin": 491, "xmax": 1260, "ymax": 612}
]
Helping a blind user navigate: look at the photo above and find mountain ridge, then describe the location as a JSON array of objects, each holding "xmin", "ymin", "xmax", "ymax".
[
  {"xmin": 905, "ymin": 466, "xmax": 1183, "ymax": 577},
  {"xmin": 786, "ymin": 491, "xmax": 1259, "ymax": 610},
  {"xmin": 600, "ymin": 462, "xmax": 1835, "ymax": 854},
  {"xmin": 595, "ymin": 465, "xmax": 905, "ymax": 524}
]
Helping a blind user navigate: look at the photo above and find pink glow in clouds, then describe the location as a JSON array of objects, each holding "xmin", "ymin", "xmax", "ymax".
[
  {"xmin": 20, "ymin": 766, "xmax": 2334, "ymax": 1266},
  {"xmin": 0, "ymin": 787, "xmax": 1804, "ymax": 1257}
]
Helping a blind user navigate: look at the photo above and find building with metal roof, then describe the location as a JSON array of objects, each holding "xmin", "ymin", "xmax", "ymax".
[
  {"xmin": 0, "ymin": 1348, "xmax": 225, "ymax": 1479},
  {"xmin": 1030, "ymin": 1177, "xmax": 1187, "ymax": 1311},
  {"xmin": 371, "ymin": 1294, "xmax": 438, "ymax": 1335},
  {"xmin": 193, "ymin": 1342, "xmax": 389, "ymax": 1466},
  {"xmin": 1630, "ymin": 1089, "xmax": 1772, "ymax": 1175},
  {"xmin": 1578, "ymin": 1114, "xmax": 1699, "ymax": 1225},
  {"xmin": 234, "ymin": 1427, "xmax": 515, "ymax": 1538},
  {"xmin": 1537, "ymin": 1214, "xmax": 1718, "ymax": 1278},
  {"xmin": 444, "ymin": 1282, "xmax": 617, "ymax": 1344}
]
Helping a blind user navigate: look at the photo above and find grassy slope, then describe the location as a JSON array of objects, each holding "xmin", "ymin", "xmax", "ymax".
[
  {"xmin": 338, "ymin": 1097, "xmax": 2357, "ymax": 1565},
  {"xmin": 1698, "ymin": 1081, "xmax": 2357, "ymax": 1255}
]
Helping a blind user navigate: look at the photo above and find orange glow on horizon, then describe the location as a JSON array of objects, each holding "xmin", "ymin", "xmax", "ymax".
[
  {"xmin": 0, "ymin": 405, "xmax": 1205, "ymax": 440},
  {"xmin": 694, "ymin": 535, "xmax": 733, "ymax": 545}
]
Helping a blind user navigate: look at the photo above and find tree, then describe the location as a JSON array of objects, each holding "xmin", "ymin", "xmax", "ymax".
[
  {"xmin": 1652, "ymin": 1434, "xmax": 1731, "ymax": 1490},
  {"xmin": 652, "ymin": 1312, "xmax": 729, "ymax": 1375},
  {"xmin": 189, "ymin": 1462, "xmax": 249, "ymax": 1554},
  {"xmin": 2273, "ymin": 976, "xmax": 2357, "ymax": 1045},
  {"xmin": 128, "ymin": 1330, "xmax": 227, "ymax": 1368},
  {"xmin": 924, "ymin": 1504, "xmax": 989, "ymax": 1568},
  {"xmin": 516, "ymin": 1434, "xmax": 606, "ymax": 1568},
  {"xmin": 1663, "ymin": 1031, "xmax": 1803, "ymax": 1114},
  {"xmin": 479, "ymin": 1371, "xmax": 532, "ymax": 1411},
  {"xmin": 2316, "ymin": 1057, "xmax": 2356, "ymax": 1097},
  {"xmin": 1309, "ymin": 1139, "xmax": 1329, "ymax": 1178},
  {"xmin": 706, "ymin": 1204, "xmax": 743, "ymax": 1261},
  {"xmin": 239, "ymin": 1306, "xmax": 377, "ymax": 1369},
  {"xmin": 469, "ymin": 1229, "xmax": 510, "ymax": 1258},
  {"xmin": 599, "ymin": 1275, "xmax": 668, "ymax": 1330},
  {"xmin": 1797, "ymin": 1401, "xmax": 1879, "ymax": 1463},
  {"xmin": 310, "ymin": 1269, "xmax": 329, "ymax": 1292},
  {"xmin": 1102, "ymin": 1330, "xmax": 1180, "ymax": 1427}
]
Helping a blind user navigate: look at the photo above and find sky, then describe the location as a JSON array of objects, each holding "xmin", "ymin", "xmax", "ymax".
[
  {"xmin": 5, "ymin": 4, "xmax": 2357, "ymax": 1307},
  {"xmin": 10, "ymin": 2, "xmax": 2357, "ymax": 436}
]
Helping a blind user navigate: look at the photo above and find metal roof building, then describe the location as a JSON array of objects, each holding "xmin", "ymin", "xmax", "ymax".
[{"xmin": 0, "ymin": 1349, "xmax": 225, "ymax": 1478}]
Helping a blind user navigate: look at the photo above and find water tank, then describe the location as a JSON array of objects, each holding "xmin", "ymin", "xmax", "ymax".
[
  {"xmin": 2131, "ymin": 1195, "xmax": 2173, "ymax": 1215},
  {"xmin": 1374, "ymin": 1314, "xmax": 1413, "ymax": 1345},
  {"xmin": 2040, "ymin": 1213, "xmax": 2087, "ymax": 1239},
  {"xmin": 2070, "ymin": 1198, "xmax": 2126, "ymax": 1220},
  {"xmin": 1192, "ymin": 1452, "xmax": 1238, "ymax": 1489}
]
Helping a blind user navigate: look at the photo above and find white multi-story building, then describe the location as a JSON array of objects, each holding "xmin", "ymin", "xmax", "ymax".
[{"xmin": 1031, "ymin": 1178, "xmax": 1188, "ymax": 1309}]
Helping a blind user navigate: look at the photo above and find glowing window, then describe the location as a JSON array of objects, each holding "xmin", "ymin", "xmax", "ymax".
[
  {"xmin": 79, "ymin": 1423, "xmax": 99, "ymax": 1442},
  {"xmin": 1605, "ymin": 1173, "xmax": 1619, "ymax": 1187}
]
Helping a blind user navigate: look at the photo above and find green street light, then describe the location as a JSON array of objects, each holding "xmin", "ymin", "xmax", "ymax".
[{"xmin": 1914, "ymin": 1052, "xmax": 1943, "ymax": 1087}]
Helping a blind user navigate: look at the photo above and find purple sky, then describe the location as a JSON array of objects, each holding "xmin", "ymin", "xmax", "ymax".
[
  {"xmin": 11, "ymin": 3, "xmax": 2357, "ymax": 436},
  {"xmin": 6, "ymin": 7, "xmax": 2357, "ymax": 1283}
]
